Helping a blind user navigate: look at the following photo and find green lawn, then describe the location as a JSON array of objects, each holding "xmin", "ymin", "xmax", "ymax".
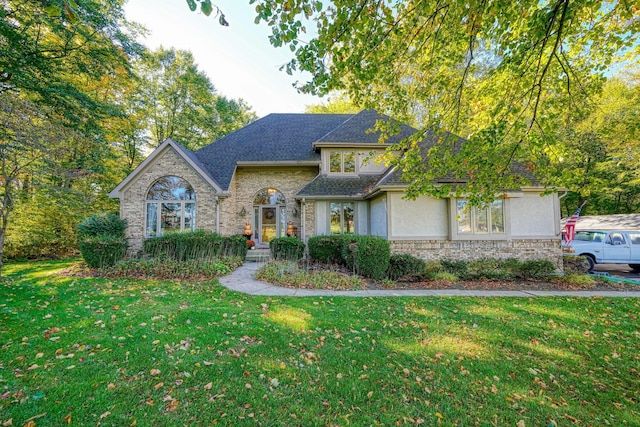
[{"xmin": 1, "ymin": 260, "xmax": 639, "ymax": 426}]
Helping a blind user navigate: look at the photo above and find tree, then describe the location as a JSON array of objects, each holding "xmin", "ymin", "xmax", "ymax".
[
  {"xmin": 548, "ymin": 75, "xmax": 640, "ymax": 216},
  {"xmin": 135, "ymin": 47, "xmax": 257, "ymax": 150},
  {"xmin": 305, "ymin": 92, "xmax": 360, "ymax": 114},
  {"xmin": 0, "ymin": 0, "xmax": 142, "ymax": 132},
  {"xmin": 251, "ymin": 0, "xmax": 640, "ymax": 201},
  {"xmin": 0, "ymin": 94, "xmax": 85, "ymax": 274}
]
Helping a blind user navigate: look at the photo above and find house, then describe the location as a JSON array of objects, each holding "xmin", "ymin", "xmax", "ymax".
[{"xmin": 109, "ymin": 110, "xmax": 562, "ymax": 264}]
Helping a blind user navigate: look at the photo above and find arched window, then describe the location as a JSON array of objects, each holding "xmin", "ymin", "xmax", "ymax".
[
  {"xmin": 253, "ymin": 188, "xmax": 286, "ymax": 206},
  {"xmin": 146, "ymin": 176, "xmax": 196, "ymax": 237}
]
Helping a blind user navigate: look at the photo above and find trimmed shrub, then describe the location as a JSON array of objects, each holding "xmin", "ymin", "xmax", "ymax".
[
  {"xmin": 102, "ymin": 256, "xmax": 243, "ymax": 279},
  {"xmin": 77, "ymin": 213, "xmax": 127, "ymax": 268},
  {"xmin": 518, "ymin": 259, "xmax": 557, "ymax": 279},
  {"xmin": 270, "ymin": 237, "xmax": 305, "ymax": 260},
  {"xmin": 424, "ymin": 260, "xmax": 445, "ymax": 277},
  {"xmin": 308, "ymin": 235, "xmax": 347, "ymax": 264},
  {"xmin": 78, "ymin": 212, "xmax": 126, "ymax": 237},
  {"xmin": 349, "ymin": 235, "xmax": 391, "ymax": 280},
  {"xmin": 563, "ymin": 255, "xmax": 591, "ymax": 274},
  {"xmin": 467, "ymin": 258, "xmax": 518, "ymax": 280},
  {"xmin": 441, "ymin": 260, "xmax": 469, "ymax": 279},
  {"xmin": 143, "ymin": 231, "xmax": 247, "ymax": 261},
  {"xmin": 388, "ymin": 254, "xmax": 427, "ymax": 280}
]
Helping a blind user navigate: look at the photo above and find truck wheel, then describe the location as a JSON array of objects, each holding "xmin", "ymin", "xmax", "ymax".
[
  {"xmin": 583, "ymin": 255, "xmax": 595, "ymax": 272},
  {"xmin": 629, "ymin": 264, "xmax": 640, "ymax": 272}
]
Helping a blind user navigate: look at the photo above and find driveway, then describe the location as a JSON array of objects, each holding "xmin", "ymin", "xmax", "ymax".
[{"xmin": 593, "ymin": 263, "xmax": 640, "ymax": 281}]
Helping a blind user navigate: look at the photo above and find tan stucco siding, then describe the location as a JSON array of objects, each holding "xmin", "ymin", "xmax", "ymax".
[
  {"xmin": 388, "ymin": 193, "xmax": 449, "ymax": 239},
  {"xmin": 118, "ymin": 147, "xmax": 219, "ymax": 253}
]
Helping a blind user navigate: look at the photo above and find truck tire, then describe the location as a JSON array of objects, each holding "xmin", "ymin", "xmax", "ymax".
[{"xmin": 583, "ymin": 255, "xmax": 595, "ymax": 272}]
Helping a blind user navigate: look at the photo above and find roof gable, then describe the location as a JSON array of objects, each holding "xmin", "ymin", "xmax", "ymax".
[{"xmin": 108, "ymin": 139, "xmax": 224, "ymax": 198}]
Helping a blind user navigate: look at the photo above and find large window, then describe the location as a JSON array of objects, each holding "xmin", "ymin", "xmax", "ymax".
[
  {"xmin": 456, "ymin": 200, "xmax": 504, "ymax": 235},
  {"xmin": 329, "ymin": 151, "xmax": 356, "ymax": 174},
  {"xmin": 146, "ymin": 176, "xmax": 196, "ymax": 237},
  {"xmin": 330, "ymin": 202, "xmax": 355, "ymax": 234}
]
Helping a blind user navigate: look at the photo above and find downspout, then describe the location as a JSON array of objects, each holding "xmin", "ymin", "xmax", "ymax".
[
  {"xmin": 215, "ymin": 196, "xmax": 220, "ymax": 234},
  {"xmin": 301, "ymin": 198, "xmax": 306, "ymax": 243}
]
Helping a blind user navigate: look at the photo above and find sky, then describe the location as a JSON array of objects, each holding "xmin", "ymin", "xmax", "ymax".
[{"xmin": 123, "ymin": 0, "xmax": 322, "ymax": 117}]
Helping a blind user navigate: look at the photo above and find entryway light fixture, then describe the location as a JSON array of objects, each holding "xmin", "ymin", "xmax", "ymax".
[
  {"xmin": 292, "ymin": 207, "xmax": 298, "ymax": 217},
  {"xmin": 239, "ymin": 207, "xmax": 246, "ymax": 216}
]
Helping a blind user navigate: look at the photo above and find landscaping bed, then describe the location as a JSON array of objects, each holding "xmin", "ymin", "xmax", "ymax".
[{"xmin": 258, "ymin": 260, "xmax": 640, "ymax": 292}]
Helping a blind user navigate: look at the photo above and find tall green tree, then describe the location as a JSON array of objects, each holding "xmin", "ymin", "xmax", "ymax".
[
  {"xmin": 549, "ymin": 75, "xmax": 640, "ymax": 216},
  {"xmin": 136, "ymin": 47, "xmax": 256, "ymax": 150},
  {"xmin": 252, "ymin": 0, "xmax": 639, "ymax": 202},
  {"xmin": 0, "ymin": 94, "xmax": 84, "ymax": 274},
  {"xmin": 305, "ymin": 92, "xmax": 360, "ymax": 114}
]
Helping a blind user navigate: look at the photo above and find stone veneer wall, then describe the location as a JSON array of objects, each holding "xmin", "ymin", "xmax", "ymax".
[
  {"xmin": 221, "ymin": 166, "xmax": 318, "ymax": 237},
  {"xmin": 390, "ymin": 239, "xmax": 563, "ymax": 267},
  {"xmin": 119, "ymin": 147, "xmax": 219, "ymax": 254}
]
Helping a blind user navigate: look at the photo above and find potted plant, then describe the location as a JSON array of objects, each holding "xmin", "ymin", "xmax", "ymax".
[{"xmin": 246, "ymin": 240, "xmax": 255, "ymax": 250}]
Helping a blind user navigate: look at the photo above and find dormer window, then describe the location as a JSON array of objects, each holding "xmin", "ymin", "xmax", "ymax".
[{"xmin": 329, "ymin": 151, "xmax": 356, "ymax": 174}]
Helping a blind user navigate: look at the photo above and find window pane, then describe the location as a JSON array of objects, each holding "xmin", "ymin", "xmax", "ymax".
[
  {"xmin": 475, "ymin": 207, "xmax": 488, "ymax": 233},
  {"xmin": 330, "ymin": 202, "xmax": 342, "ymax": 234},
  {"xmin": 490, "ymin": 201, "xmax": 504, "ymax": 233},
  {"xmin": 457, "ymin": 200, "xmax": 470, "ymax": 234},
  {"xmin": 146, "ymin": 203, "xmax": 158, "ymax": 237},
  {"xmin": 253, "ymin": 188, "xmax": 285, "ymax": 205},
  {"xmin": 343, "ymin": 152, "xmax": 356, "ymax": 173},
  {"xmin": 185, "ymin": 203, "xmax": 196, "ymax": 232},
  {"xmin": 148, "ymin": 176, "xmax": 195, "ymax": 200},
  {"xmin": 343, "ymin": 203, "xmax": 354, "ymax": 234},
  {"xmin": 330, "ymin": 152, "xmax": 341, "ymax": 173},
  {"xmin": 161, "ymin": 203, "xmax": 182, "ymax": 234}
]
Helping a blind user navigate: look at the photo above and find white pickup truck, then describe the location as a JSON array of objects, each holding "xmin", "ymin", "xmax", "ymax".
[{"xmin": 563, "ymin": 230, "xmax": 640, "ymax": 272}]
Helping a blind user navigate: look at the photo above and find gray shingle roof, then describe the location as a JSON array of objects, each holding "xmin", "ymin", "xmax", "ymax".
[
  {"xmin": 194, "ymin": 113, "xmax": 351, "ymax": 190},
  {"xmin": 297, "ymin": 175, "xmax": 381, "ymax": 198},
  {"xmin": 184, "ymin": 110, "xmax": 539, "ymax": 194},
  {"xmin": 376, "ymin": 131, "xmax": 539, "ymax": 188},
  {"xmin": 316, "ymin": 109, "xmax": 417, "ymax": 144}
]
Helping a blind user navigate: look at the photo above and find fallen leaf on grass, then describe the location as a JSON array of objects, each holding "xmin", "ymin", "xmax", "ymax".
[
  {"xmin": 150, "ymin": 369, "xmax": 161, "ymax": 376},
  {"xmin": 100, "ymin": 411, "xmax": 111, "ymax": 419},
  {"xmin": 204, "ymin": 382, "xmax": 213, "ymax": 390},
  {"xmin": 62, "ymin": 414, "xmax": 72, "ymax": 424}
]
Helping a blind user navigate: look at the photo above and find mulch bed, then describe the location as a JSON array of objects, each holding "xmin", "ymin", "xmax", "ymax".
[{"xmin": 371, "ymin": 277, "xmax": 640, "ymax": 292}]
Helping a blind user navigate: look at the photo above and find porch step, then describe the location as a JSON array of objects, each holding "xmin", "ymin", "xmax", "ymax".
[{"xmin": 245, "ymin": 248, "xmax": 271, "ymax": 263}]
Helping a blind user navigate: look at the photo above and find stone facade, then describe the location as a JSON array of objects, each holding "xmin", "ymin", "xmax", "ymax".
[
  {"xmin": 390, "ymin": 239, "xmax": 563, "ymax": 267},
  {"xmin": 222, "ymin": 166, "xmax": 318, "ymax": 238},
  {"xmin": 118, "ymin": 147, "xmax": 219, "ymax": 254}
]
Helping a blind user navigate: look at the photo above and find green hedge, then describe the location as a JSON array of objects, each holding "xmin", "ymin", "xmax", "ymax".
[
  {"xmin": 78, "ymin": 234, "xmax": 127, "ymax": 268},
  {"xmin": 269, "ymin": 237, "xmax": 305, "ymax": 260},
  {"xmin": 388, "ymin": 254, "xmax": 426, "ymax": 280},
  {"xmin": 308, "ymin": 234, "xmax": 391, "ymax": 280},
  {"xmin": 143, "ymin": 231, "xmax": 247, "ymax": 261},
  {"xmin": 307, "ymin": 235, "xmax": 346, "ymax": 264},
  {"xmin": 77, "ymin": 213, "xmax": 127, "ymax": 268}
]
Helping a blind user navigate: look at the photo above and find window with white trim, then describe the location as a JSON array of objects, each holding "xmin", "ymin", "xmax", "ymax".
[
  {"xmin": 329, "ymin": 151, "xmax": 356, "ymax": 174},
  {"xmin": 330, "ymin": 202, "xmax": 355, "ymax": 234},
  {"xmin": 146, "ymin": 176, "xmax": 196, "ymax": 237},
  {"xmin": 456, "ymin": 199, "xmax": 504, "ymax": 234}
]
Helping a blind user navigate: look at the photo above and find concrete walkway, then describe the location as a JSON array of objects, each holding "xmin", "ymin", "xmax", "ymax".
[{"xmin": 219, "ymin": 262, "xmax": 640, "ymax": 298}]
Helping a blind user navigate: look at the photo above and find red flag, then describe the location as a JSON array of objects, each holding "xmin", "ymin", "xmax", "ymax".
[{"xmin": 563, "ymin": 202, "xmax": 586, "ymax": 246}]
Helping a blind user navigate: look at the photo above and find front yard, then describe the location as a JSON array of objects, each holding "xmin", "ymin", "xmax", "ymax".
[{"xmin": 1, "ymin": 259, "xmax": 639, "ymax": 426}]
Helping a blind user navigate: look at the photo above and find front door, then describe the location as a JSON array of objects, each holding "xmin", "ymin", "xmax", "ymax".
[{"xmin": 258, "ymin": 206, "xmax": 279, "ymax": 246}]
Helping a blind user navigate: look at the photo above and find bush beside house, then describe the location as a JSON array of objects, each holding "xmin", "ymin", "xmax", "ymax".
[{"xmin": 77, "ymin": 213, "xmax": 127, "ymax": 268}]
